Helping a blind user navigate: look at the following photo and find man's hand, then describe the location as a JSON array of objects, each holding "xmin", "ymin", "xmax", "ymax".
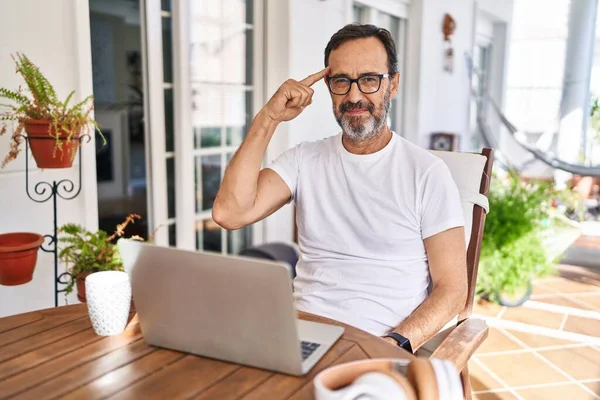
[{"xmin": 262, "ymin": 67, "xmax": 329, "ymax": 123}]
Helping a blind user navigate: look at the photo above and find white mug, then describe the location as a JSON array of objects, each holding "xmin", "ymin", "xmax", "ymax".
[{"xmin": 85, "ymin": 271, "xmax": 132, "ymax": 336}]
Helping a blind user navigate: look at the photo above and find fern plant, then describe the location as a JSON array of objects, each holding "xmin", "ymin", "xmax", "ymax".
[
  {"xmin": 58, "ymin": 214, "xmax": 143, "ymax": 296},
  {"xmin": 0, "ymin": 52, "xmax": 106, "ymax": 168}
]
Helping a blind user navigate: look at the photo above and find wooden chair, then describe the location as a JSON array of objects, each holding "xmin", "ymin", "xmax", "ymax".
[{"xmin": 419, "ymin": 147, "xmax": 494, "ymax": 399}]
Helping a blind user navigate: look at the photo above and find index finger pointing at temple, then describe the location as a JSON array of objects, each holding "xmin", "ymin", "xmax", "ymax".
[{"xmin": 300, "ymin": 67, "xmax": 330, "ymax": 87}]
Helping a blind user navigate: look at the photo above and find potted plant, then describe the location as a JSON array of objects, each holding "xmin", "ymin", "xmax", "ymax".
[
  {"xmin": 0, "ymin": 232, "xmax": 44, "ymax": 285},
  {"xmin": 0, "ymin": 52, "xmax": 106, "ymax": 169},
  {"xmin": 58, "ymin": 214, "xmax": 143, "ymax": 302},
  {"xmin": 476, "ymin": 170, "xmax": 573, "ymax": 306}
]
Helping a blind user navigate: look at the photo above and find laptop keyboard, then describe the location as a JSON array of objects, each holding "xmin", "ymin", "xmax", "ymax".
[{"xmin": 301, "ymin": 341, "xmax": 321, "ymax": 360}]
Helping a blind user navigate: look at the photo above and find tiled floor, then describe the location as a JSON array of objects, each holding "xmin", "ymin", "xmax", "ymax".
[{"xmin": 470, "ymin": 236, "xmax": 600, "ymax": 399}]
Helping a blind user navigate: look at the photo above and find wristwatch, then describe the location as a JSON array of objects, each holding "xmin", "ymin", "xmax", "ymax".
[{"xmin": 384, "ymin": 332, "xmax": 413, "ymax": 353}]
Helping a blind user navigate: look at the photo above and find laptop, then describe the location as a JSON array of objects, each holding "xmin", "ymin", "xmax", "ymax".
[{"xmin": 117, "ymin": 239, "xmax": 344, "ymax": 376}]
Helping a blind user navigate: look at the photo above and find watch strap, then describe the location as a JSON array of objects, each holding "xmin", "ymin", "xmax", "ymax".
[{"xmin": 384, "ymin": 332, "xmax": 413, "ymax": 353}]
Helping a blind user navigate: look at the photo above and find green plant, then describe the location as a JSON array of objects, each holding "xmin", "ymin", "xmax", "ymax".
[
  {"xmin": 58, "ymin": 214, "xmax": 143, "ymax": 296},
  {"xmin": 591, "ymin": 94, "xmax": 600, "ymax": 131},
  {"xmin": 476, "ymin": 170, "xmax": 558, "ymax": 300},
  {"xmin": 0, "ymin": 52, "xmax": 106, "ymax": 168}
]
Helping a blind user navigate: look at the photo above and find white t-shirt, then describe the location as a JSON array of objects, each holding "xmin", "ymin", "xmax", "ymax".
[{"xmin": 266, "ymin": 132, "xmax": 464, "ymax": 336}]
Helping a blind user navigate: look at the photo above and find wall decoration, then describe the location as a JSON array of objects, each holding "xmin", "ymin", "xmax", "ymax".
[
  {"xmin": 442, "ymin": 13, "xmax": 456, "ymax": 73},
  {"xmin": 430, "ymin": 132, "xmax": 458, "ymax": 152}
]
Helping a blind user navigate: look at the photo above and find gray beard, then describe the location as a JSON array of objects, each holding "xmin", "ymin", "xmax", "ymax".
[
  {"xmin": 336, "ymin": 90, "xmax": 392, "ymax": 143},
  {"xmin": 341, "ymin": 112, "xmax": 383, "ymax": 143}
]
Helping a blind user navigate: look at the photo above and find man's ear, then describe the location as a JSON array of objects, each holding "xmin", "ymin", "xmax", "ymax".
[{"xmin": 391, "ymin": 72, "xmax": 400, "ymax": 98}]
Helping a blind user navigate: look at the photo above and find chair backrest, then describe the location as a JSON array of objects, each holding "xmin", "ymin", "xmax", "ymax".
[{"xmin": 429, "ymin": 148, "xmax": 494, "ymax": 320}]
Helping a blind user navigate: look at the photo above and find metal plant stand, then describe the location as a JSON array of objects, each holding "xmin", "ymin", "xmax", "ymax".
[{"xmin": 17, "ymin": 134, "xmax": 89, "ymax": 307}]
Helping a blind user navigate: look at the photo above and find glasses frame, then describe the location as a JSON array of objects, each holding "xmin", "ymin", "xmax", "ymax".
[{"xmin": 326, "ymin": 73, "xmax": 391, "ymax": 95}]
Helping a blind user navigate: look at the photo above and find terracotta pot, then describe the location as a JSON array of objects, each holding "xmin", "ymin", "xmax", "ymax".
[
  {"xmin": 0, "ymin": 233, "xmax": 44, "ymax": 286},
  {"xmin": 76, "ymin": 272, "xmax": 92, "ymax": 303},
  {"xmin": 23, "ymin": 119, "xmax": 80, "ymax": 169}
]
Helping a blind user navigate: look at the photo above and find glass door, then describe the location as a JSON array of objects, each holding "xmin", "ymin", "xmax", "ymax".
[
  {"xmin": 143, "ymin": 0, "xmax": 263, "ymax": 253},
  {"xmin": 188, "ymin": 0, "xmax": 260, "ymax": 254}
]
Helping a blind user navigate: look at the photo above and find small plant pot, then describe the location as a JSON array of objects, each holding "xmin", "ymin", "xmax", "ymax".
[
  {"xmin": 85, "ymin": 271, "xmax": 132, "ymax": 336},
  {"xmin": 494, "ymin": 281, "xmax": 533, "ymax": 307},
  {"xmin": 76, "ymin": 272, "xmax": 92, "ymax": 303},
  {"xmin": 23, "ymin": 119, "xmax": 80, "ymax": 169},
  {"xmin": 75, "ymin": 272, "xmax": 134, "ymax": 307},
  {"xmin": 0, "ymin": 232, "xmax": 44, "ymax": 286}
]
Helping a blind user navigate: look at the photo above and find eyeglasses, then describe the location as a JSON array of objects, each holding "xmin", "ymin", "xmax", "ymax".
[{"xmin": 326, "ymin": 73, "xmax": 390, "ymax": 95}]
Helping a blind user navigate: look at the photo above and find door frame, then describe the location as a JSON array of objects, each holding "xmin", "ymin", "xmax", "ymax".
[{"xmin": 141, "ymin": 0, "xmax": 169, "ymax": 245}]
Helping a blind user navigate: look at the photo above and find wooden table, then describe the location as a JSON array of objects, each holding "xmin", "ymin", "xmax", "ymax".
[{"xmin": 0, "ymin": 304, "xmax": 414, "ymax": 399}]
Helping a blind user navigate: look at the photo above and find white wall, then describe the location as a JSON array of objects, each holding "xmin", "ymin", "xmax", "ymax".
[
  {"xmin": 0, "ymin": 0, "xmax": 97, "ymax": 317},
  {"xmin": 414, "ymin": 0, "xmax": 476, "ymax": 150},
  {"xmin": 408, "ymin": 0, "xmax": 513, "ymax": 152}
]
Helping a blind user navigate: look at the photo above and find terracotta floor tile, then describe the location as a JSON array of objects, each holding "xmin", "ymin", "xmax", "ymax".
[
  {"xmin": 563, "ymin": 315, "xmax": 600, "ymax": 336},
  {"xmin": 478, "ymin": 353, "xmax": 567, "ymax": 387},
  {"xmin": 500, "ymin": 307, "xmax": 564, "ymax": 329},
  {"xmin": 515, "ymin": 384, "xmax": 597, "ymax": 400},
  {"xmin": 541, "ymin": 278, "xmax": 600, "ymax": 294},
  {"xmin": 532, "ymin": 295, "xmax": 596, "ymax": 310},
  {"xmin": 473, "ymin": 299, "xmax": 504, "ymax": 317},
  {"xmin": 531, "ymin": 282, "xmax": 559, "ymax": 296},
  {"xmin": 476, "ymin": 329, "xmax": 524, "ymax": 354},
  {"xmin": 571, "ymin": 294, "xmax": 600, "ymax": 310},
  {"xmin": 469, "ymin": 361, "xmax": 504, "ymax": 392},
  {"xmin": 538, "ymin": 346, "xmax": 600, "ymax": 380},
  {"xmin": 473, "ymin": 391, "xmax": 519, "ymax": 400},
  {"xmin": 584, "ymin": 381, "xmax": 600, "ymax": 395},
  {"xmin": 505, "ymin": 330, "xmax": 575, "ymax": 348}
]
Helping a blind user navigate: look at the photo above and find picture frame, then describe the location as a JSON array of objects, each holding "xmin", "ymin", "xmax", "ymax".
[{"xmin": 429, "ymin": 132, "xmax": 458, "ymax": 151}]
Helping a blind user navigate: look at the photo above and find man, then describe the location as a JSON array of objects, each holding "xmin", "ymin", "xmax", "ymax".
[{"xmin": 212, "ymin": 24, "xmax": 467, "ymax": 353}]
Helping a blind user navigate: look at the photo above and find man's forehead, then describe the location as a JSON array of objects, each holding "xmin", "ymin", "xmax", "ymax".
[{"xmin": 328, "ymin": 37, "xmax": 388, "ymax": 75}]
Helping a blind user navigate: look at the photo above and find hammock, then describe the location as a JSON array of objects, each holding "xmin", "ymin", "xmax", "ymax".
[{"xmin": 478, "ymin": 90, "xmax": 600, "ymax": 177}]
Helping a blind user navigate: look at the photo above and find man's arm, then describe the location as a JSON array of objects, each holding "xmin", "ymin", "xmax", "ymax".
[
  {"xmin": 212, "ymin": 114, "xmax": 289, "ymax": 230},
  {"xmin": 212, "ymin": 68, "xmax": 329, "ymax": 230},
  {"xmin": 384, "ymin": 226, "xmax": 467, "ymax": 351}
]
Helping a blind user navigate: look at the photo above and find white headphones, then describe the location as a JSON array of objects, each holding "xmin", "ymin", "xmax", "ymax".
[{"xmin": 313, "ymin": 357, "xmax": 464, "ymax": 400}]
